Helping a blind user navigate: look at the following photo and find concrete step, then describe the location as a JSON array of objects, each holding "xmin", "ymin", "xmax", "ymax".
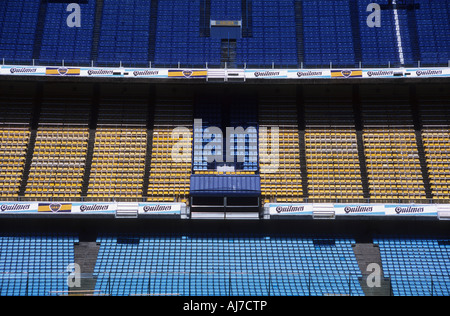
[
  {"xmin": 353, "ymin": 243, "xmax": 392, "ymax": 296},
  {"xmin": 72, "ymin": 241, "xmax": 100, "ymax": 294}
]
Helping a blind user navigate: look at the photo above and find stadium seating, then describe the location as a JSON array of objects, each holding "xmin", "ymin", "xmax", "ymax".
[
  {"xmin": 25, "ymin": 126, "xmax": 88, "ymax": 199},
  {"xmin": 154, "ymin": 0, "xmax": 221, "ymax": 67},
  {"xmin": 88, "ymin": 98, "xmax": 147, "ymax": 199},
  {"xmin": 0, "ymin": 0, "xmax": 39, "ymax": 63},
  {"xmin": 25, "ymin": 99, "xmax": 90, "ymax": 199},
  {"xmin": 238, "ymin": 0, "xmax": 297, "ymax": 67},
  {"xmin": 211, "ymin": 0, "xmax": 242, "ymax": 20},
  {"xmin": 361, "ymin": 87, "xmax": 426, "ymax": 201},
  {"xmin": 259, "ymin": 97, "xmax": 303, "ymax": 203},
  {"xmin": 413, "ymin": 0, "xmax": 450, "ymax": 66},
  {"xmin": 304, "ymin": 88, "xmax": 364, "ymax": 201},
  {"xmin": 93, "ymin": 233, "xmax": 364, "ymax": 296},
  {"xmin": 147, "ymin": 99, "xmax": 192, "ymax": 202},
  {"xmin": 0, "ymin": 125, "xmax": 30, "ymax": 199},
  {"xmin": 375, "ymin": 236, "xmax": 450, "ymax": 296},
  {"xmin": 97, "ymin": 0, "xmax": 151, "ymax": 66},
  {"xmin": 420, "ymin": 98, "xmax": 450, "ymax": 201},
  {"xmin": 193, "ymin": 95, "xmax": 258, "ymax": 174},
  {"xmin": 0, "ymin": 85, "xmax": 34, "ymax": 199},
  {"xmin": 1, "ymin": 0, "xmax": 449, "ymax": 67},
  {"xmin": 39, "ymin": 1, "xmax": 95, "ymax": 65},
  {"xmin": 0, "ymin": 233, "xmax": 78, "ymax": 296},
  {"xmin": 302, "ymin": 0, "xmax": 355, "ymax": 67}
]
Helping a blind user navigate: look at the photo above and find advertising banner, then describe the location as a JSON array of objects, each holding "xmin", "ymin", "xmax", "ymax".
[
  {"xmin": 288, "ymin": 69, "xmax": 331, "ymax": 79},
  {"xmin": 37, "ymin": 202, "xmax": 72, "ymax": 213},
  {"xmin": 71, "ymin": 202, "xmax": 116, "ymax": 214},
  {"xmin": 138, "ymin": 203, "xmax": 183, "ymax": 215},
  {"xmin": 362, "ymin": 69, "xmax": 404, "ymax": 78},
  {"xmin": 334, "ymin": 204, "xmax": 385, "ymax": 216},
  {"xmin": 80, "ymin": 68, "xmax": 122, "ymax": 77},
  {"xmin": 0, "ymin": 202, "xmax": 38, "ymax": 213},
  {"xmin": 405, "ymin": 68, "xmax": 450, "ymax": 78},
  {"xmin": 331, "ymin": 69, "xmax": 363, "ymax": 78},
  {"xmin": 168, "ymin": 70, "xmax": 207, "ymax": 78},
  {"xmin": 245, "ymin": 70, "xmax": 288, "ymax": 79},
  {"xmin": 45, "ymin": 67, "xmax": 80, "ymax": 76},
  {"xmin": 267, "ymin": 203, "xmax": 313, "ymax": 216},
  {"xmin": 384, "ymin": 204, "xmax": 438, "ymax": 216},
  {"xmin": 1, "ymin": 66, "xmax": 46, "ymax": 76},
  {"xmin": 125, "ymin": 68, "xmax": 168, "ymax": 78}
]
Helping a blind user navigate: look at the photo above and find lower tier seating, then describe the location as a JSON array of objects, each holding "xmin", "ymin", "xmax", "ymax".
[
  {"xmin": 93, "ymin": 233, "xmax": 364, "ymax": 296},
  {"xmin": 0, "ymin": 233, "xmax": 78, "ymax": 296},
  {"xmin": 374, "ymin": 236, "xmax": 450, "ymax": 296}
]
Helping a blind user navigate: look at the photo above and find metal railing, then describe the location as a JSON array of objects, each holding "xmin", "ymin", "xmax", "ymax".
[
  {"xmin": 1, "ymin": 271, "xmax": 448, "ymax": 296},
  {"xmin": 2, "ymin": 58, "xmax": 450, "ymax": 70}
]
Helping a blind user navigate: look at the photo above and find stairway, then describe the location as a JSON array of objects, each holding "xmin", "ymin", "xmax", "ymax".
[
  {"xmin": 352, "ymin": 85, "xmax": 370, "ymax": 200},
  {"xmin": 18, "ymin": 130, "xmax": 37, "ymax": 197},
  {"xmin": 72, "ymin": 242, "xmax": 100, "ymax": 295},
  {"xmin": 349, "ymin": 0, "xmax": 362, "ymax": 66},
  {"xmin": 241, "ymin": 0, "xmax": 253, "ymax": 38},
  {"xmin": 32, "ymin": 0, "xmax": 48, "ymax": 61},
  {"xmin": 353, "ymin": 243, "xmax": 392, "ymax": 296},
  {"xmin": 294, "ymin": 0, "xmax": 304, "ymax": 66},
  {"xmin": 81, "ymin": 129, "xmax": 96, "ymax": 197},
  {"xmin": 200, "ymin": 0, "xmax": 211, "ymax": 37},
  {"xmin": 221, "ymin": 39, "xmax": 237, "ymax": 68},
  {"xmin": 148, "ymin": 0, "xmax": 159, "ymax": 63},
  {"xmin": 81, "ymin": 85, "xmax": 100, "ymax": 198},
  {"xmin": 90, "ymin": 0, "xmax": 104, "ymax": 64},
  {"xmin": 19, "ymin": 83, "xmax": 43, "ymax": 197},
  {"xmin": 296, "ymin": 86, "xmax": 309, "ymax": 200},
  {"xmin": 410, "ymin": 84, "xmax": 433, "ymax": 200}
]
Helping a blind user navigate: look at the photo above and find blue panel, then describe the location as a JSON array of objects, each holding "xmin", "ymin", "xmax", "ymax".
[{"xmin": 190, "ymin": 175, "xmax": 261, "ymax": 196}]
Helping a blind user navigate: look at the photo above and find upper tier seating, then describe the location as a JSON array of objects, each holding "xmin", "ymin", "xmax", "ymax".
[{"xmin": 1, "ymin": 0, "xmax": 448, "ymax": 66}]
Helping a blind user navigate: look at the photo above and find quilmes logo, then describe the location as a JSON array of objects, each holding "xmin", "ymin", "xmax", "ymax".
[
  {"xmin": 143, "ymin": 205, "xmax": 173, "ymax": 212},
  {"xmin": 0, "ymin": 204, "xmax": 31, "ymax": 212},
  {"xmin": 276, "ymin": 205, "xmax": 305, "ymax": 213},
  {"xmin": 296, "ymin": 71, "xmax": 323, "ymax": 78},
  {"xmin": 133, "ymin": 70, "xmax": 159, "ymax": 77},
  {"xmin": 394, "ymin": 206, "xmax": 424, "ymax": 214},
  {"xmin": 416, "ymin": 70, "xmax": 443, "ymax": 77},
  {"xmin": 88, "ymin": 69, "xmax": 114, "ymax": 76},
  {"xmin": 367, "ymin": 70, "xmax": 394, "ymax": 77},
  {"xmin": 344, "ymin": 206, "xmax": 373, "ymax": 213},
  {"xmin": 9, "ymin": 68, "xmax": 37, "ymax": 74},
  {"xmin": 254, "ymin": 71, "xmax": 281, "ymax": 78},
  {"xmin": 80, "ymin": 204, "xmax": 110, "ymax": 212}
]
